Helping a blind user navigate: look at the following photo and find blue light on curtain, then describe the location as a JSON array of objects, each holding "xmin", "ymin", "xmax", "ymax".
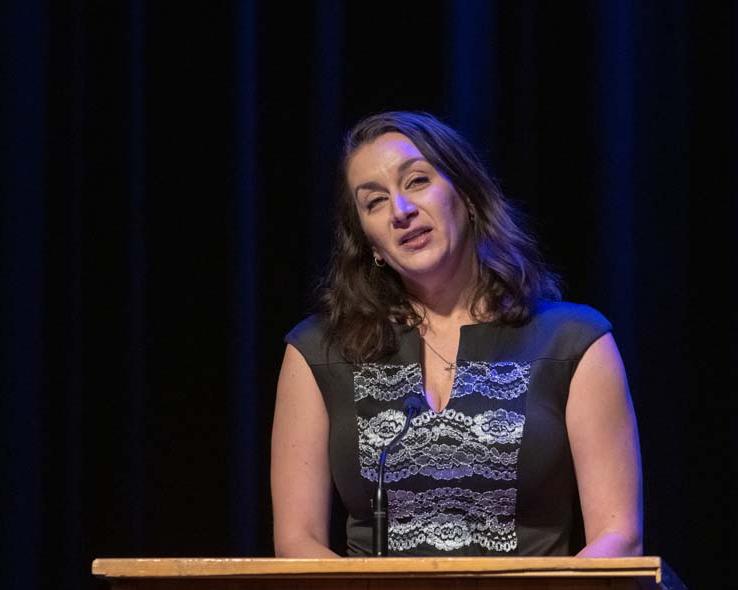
[
  {"xmin": 446, "ymin": 0, "xmax": 496, "ymax": 151},
  {"xmin": 0, "ymin": 2, "xmax": 46, "ymax": 588},
  {"xmin": 309, "ymin": 0, "xmax": 344, "ymax": 273},
  {"xmin": 593, "ymin": 0, "xmax": 636, "ymax": 372},
  {"xmin": 231, "ymin": 0, "xmax": 260, "ymax": 554}
]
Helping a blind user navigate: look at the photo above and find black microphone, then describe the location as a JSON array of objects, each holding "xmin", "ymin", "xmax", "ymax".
[{"xmin": 372, "ymin": 396, "xmax": 425, "ymax": 557}]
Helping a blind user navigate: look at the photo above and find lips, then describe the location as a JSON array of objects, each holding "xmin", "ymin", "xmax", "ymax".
[{"xmin": 399, "ymin": 226, "xmax": 432, "ymax": 246}]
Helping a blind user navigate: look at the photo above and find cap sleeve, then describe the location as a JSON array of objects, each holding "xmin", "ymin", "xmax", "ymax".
[
  {"xmin": 566, "ymin": 304, "xmax": 613, "ymax": 362},
  {"xmin": 284, "ymin": 314, "xmax": 331, "ymax": 366},
  {"xmin": 532, "ymin": 301, "xmax": 614, "ymax": 363}
]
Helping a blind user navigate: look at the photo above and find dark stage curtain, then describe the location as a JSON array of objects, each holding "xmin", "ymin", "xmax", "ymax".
[{"xmin": 1, "ymin": 2, "xmax": 735, "ymax": 589}]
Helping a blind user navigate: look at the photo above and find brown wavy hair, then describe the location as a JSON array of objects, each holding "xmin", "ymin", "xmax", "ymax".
[{"xmin": 320, "ymin": 111, "xmax": 561, "ymax": 362}]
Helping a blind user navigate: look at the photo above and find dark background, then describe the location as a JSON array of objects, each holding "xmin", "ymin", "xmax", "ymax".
[{"xmin": 2, "ymin": 1, "xmax": 736, "ymax": 589}]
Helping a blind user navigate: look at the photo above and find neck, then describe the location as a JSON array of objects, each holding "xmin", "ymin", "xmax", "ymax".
[{"xmin": 404, "ymin": 240, "xmax": 479, "ymax": 331}]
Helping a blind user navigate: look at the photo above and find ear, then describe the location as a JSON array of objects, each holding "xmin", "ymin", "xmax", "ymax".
[{"xmin": 465, "ymin": 198, "xmax": 477, "ymax": 224}]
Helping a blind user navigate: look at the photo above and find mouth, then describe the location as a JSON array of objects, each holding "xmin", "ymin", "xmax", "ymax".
[{"xmin": 399, "ymin": 227, "xmax": 433, "ymax": 248}]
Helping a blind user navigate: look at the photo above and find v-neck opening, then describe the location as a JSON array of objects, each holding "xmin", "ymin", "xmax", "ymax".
[
  {"xmin": 417, "ymin": 327, "xmax": 462, "ymax": 415},
  {"xmin": 392, "ymin": 321, "xmax": 500, "ymax": 414}
]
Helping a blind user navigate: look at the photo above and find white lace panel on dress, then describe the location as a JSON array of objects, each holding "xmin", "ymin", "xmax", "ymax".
[{"xmin": 354, "ymin": 360, "xmax": 530, "ymax": 553}]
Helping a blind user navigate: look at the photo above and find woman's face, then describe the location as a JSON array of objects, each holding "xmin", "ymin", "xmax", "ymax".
[{"xmin": 347, "ymin": 132, "xmax": 473, "ymax": 288}]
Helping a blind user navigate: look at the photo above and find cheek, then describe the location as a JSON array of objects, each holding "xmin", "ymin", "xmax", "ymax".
[
  {"xmin": 356, "ymin": 215, "xmax": 385, "ymax": 251},
  {"xmin": 441, "ymin": 195, "xmax": 468, "ymax": 237}
]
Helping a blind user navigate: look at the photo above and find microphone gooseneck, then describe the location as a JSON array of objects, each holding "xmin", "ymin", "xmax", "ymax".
[{"xmin": 372, "ymin": 396, "xmax": 425, "ymax": 557}]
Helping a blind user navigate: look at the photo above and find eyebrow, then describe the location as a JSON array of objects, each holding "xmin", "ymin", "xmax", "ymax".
[{"xmin": 353, "ymin": 157, "xmax": 430, "ymax": 200}]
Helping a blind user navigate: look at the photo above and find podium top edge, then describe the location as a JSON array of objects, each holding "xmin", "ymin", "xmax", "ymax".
[{"xmin": 92, "ymin": 556, "xmax": 662, "ymax": 579}]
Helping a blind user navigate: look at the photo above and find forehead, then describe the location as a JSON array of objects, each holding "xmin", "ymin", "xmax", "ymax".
[{"xmin": 347, "ymin": 132, "xmax": 425, "ymax": 187}]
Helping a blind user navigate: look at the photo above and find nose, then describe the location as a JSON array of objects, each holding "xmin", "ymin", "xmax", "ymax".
[{"xmin": 390, "ymin": 193, "xmax": 417, "ymax": 226}]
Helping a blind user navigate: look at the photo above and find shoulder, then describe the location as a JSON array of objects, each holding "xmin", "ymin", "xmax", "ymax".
[
  {"xmin": 285, "ymin": 313, "xmax": 326, "ymax": 343},
  {"xmin": 525, "ymin": 300, "xmax": 613, "ymax": 361},
  {"xmin": 532, "ymin": 300, "xmax": 612, "ymax": 334},
  {"xmin": 284, "ymin": 313, "xmax": 336, "ymax": 366}
]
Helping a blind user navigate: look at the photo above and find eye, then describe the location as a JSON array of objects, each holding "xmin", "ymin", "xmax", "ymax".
[
  {"xmin": 367, "ymin": 195, "xmax": 387, "ymax": 210},
  {"xmin": 406, "ymin": 175, "xmax": 429, "ymax": 189}
]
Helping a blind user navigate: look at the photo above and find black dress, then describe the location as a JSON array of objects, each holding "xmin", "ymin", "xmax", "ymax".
[{"xmin": 285, "ymin": 301, "xmax": 612, "ymax": 556}]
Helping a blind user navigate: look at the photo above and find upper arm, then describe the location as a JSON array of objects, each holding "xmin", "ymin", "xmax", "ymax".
[
  {"xmin": 271, "ymin": 343, "xmax": 332, "ymax": 552},
  {"xmin": 566, "ymin": 332, "xmax": 643, "ymax": 552}
]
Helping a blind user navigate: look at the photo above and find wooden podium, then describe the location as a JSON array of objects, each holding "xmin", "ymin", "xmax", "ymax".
[{"xmin": 92, "ymin": 556, "xmax": 666, "ymax": 589}]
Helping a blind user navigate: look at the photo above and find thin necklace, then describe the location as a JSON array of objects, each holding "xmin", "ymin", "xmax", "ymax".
[{"xmin": 422, "ymin": 337, "xmax": 456, "ymax": 372}]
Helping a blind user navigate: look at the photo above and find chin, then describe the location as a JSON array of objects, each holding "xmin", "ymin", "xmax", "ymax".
[
  {"xmin": 388, "ymin": 245, "xmax": 457, "ymax": 279},
  {"xmin": 394, "ymin": 258, "xmax": 448, "ymax": 282}
]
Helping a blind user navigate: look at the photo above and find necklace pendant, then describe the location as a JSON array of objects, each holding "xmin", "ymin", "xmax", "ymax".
[{"xmin": 445, "ymin": 363, "xmax": 456, "ymax": 372}]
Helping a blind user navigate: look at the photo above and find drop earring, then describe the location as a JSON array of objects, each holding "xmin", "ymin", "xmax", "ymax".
[{"xmin": 467, "ymin": 201, "xmax": 477, "ymax": 225}]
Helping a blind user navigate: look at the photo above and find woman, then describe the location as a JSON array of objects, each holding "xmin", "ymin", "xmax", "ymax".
[{"xmin": 271, "ymin": 111, "xmax": 642, "ymax": 558}]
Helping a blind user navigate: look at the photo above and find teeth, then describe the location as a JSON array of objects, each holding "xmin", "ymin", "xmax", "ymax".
[{"xmin": 403, "ymin": 229, "xmax": 428, "ymax": 244}]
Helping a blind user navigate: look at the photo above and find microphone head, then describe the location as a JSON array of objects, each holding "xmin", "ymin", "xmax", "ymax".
[{"xmin": 402, "ymin": 395, "xmax": 426, "ymax": 417}]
